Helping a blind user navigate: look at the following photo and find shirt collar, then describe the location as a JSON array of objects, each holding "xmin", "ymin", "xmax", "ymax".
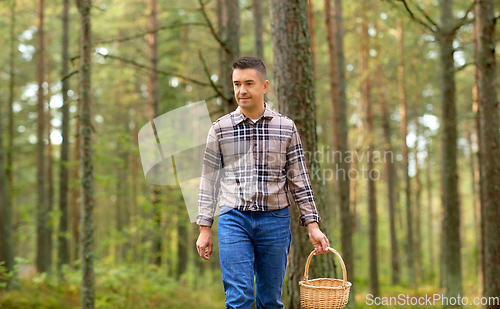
[{"xmin": 234, "ymin": 102, "xmax": 274, "ymax": 125}]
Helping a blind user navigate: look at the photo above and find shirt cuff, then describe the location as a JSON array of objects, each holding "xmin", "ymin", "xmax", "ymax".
[
  {"xmin": 196, "ymin": 214, "xmax": 214, "ymax": 227},
  {"xmin": 300, "ymin": 213, "xmax": 322, "ymax": 227}
]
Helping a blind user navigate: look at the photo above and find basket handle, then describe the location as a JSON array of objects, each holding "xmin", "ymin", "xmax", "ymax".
[{"xmin": 303, "ymin": 247, "xmax": 348, "ymax": 287}]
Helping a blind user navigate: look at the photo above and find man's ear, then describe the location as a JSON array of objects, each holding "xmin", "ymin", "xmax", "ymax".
[{"xmin": 263, "ymin": 80, "xmax": 269, "ymax": 94}]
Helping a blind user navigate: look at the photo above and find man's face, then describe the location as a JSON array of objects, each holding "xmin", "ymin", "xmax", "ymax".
[{"xmin": 232, "ymin": 68, "xmax": 269, "ymax": 110}]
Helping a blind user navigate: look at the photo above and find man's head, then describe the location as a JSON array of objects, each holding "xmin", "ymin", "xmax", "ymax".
[{"xmin": 232, "ymin": 57, "xmax": 269, "ymax": 112}]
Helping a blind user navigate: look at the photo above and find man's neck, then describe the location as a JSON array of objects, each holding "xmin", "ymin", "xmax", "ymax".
[{"xmin": 240, "ymin": 102, "xmax": 266, "ymax": 120}]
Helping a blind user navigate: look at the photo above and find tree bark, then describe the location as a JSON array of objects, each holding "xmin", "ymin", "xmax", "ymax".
[
  {"xmin": 36, "ymin": 0, "xmax": 51, "ymax": 275},
  {"xmin": 332, "ymin": 0, "xmax": 354, "ymax": 305},
  {"xmin": 7, "ymin": 0, "xmax": 16, "ymax": 197},
  {"xmin": 359, "ymin": 3, "xmax": 379, "ymax": 297},
  {"xmin": 269, "ymin": 0, "xmax": 335, "ymax": 307},
  {"xmin": 222, "ymin": 0, "xmax": 240, "ymax": 113},
  {"xmin": 438, "ymin": 0, "xmax": 462, "ymax": 300},
  {"xmin": 75, "ymin": 0, "xmax": 95, "ymax": 306},
  {"xmin": 46, "ymin": 74, "xmax": 54, "ymax": 274},
  {"xmin": 308, "ymin": 0, "xmax": 315, "ymax": 79},
  {"xmin": 413, "ymin": 104, "xmax": 422, "ymax": 283},
  {"xmin": 473, "ymin": 1, "xmax": 486, "ymax": 298},
  {"xmin": 71, "ymin": 93, "xmax": 81, "ymax": 267},
  {"xmin": 425, "ymin": 137, "xmax": 435, "ymax": 282},
  {"xmin": 376, "ymin": 28, "xmax": 399, "ymax": 285},
  {"xmin": 58, "ymin": 0, "xmax": 70, "ymax": 277},
  {"xmin": 0, "ymin": 82, "xmax": 16, "ymax": 292},
  {"xmin": 252, "ymin": 0, "xmax": 264, "ymax": 61},
  {"xmin": 476, "ymin": 0, "xmax": 500, "ymax": 306},
  {"xmin": 146, "ymin": 0, "xmax": 163, "ymax": 267},
  {"xmin": 397, "ymin": 19, "xmax": 415, "ymax": 287}
]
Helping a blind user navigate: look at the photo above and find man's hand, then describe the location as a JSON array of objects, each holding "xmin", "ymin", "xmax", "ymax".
[
  {"xmin": 196, "ymin": 225, "xmax": 213, "ymax": 260},
  {"xmin": 307, "ymin": 222, "xmax": 330, "ymax": 255}
]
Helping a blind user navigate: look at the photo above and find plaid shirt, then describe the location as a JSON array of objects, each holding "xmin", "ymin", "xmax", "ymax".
[{"xmin": 196, "ymin": 102, "xmax": 321, "ymax": 227}]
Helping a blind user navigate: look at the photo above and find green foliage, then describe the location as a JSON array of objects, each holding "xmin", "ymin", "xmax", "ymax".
[{"xmin": 0, "ymin": 261, "xmax": 224, "ymax": 309}]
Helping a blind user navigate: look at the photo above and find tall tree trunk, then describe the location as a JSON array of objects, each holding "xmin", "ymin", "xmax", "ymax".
[
  {"xmin": 146, "ymin": 0, "xmax": 162, "ymax": 266},
  {"xmin": 222, "ymin": 0, "xmax": 240, "ymax": 113},
  {"xmin": 252, "ymin": 0, "xmax": 264, "ymax": 61},
  {"xmin": 425, "ymin": 137, "xmax": 435, "ymax": 283},
  {"xmin": 36, "ymin": 0, "xmax": 50, "ymax": 274},
  {"xmin": 58, "ymin": 0, "xmax": 70, "ymax": 277},
  {"xmin": 476, "ymin": 0, "xmax": 500, "ymax": 306},
  {"xmin": 71, "ymin": 94, "xmax": 81, "ymax": 267},
  {"xmin": 473, "ymin": 2, "xmax": 485, "ymax": 297},
  {"xmin": 376, "ymin": 28, "xmax": 399, "ymax": 285},
  {"xmin": 7, "ymin": 0, "xmax": 16, "ymax": 197},
  {"xmin": 413, "ymin": 106, "xmax": 422, "ymax": 283},
  {"xmin": 75, "ymin": 0, "xmax": 95, "ymax": 306},
  {"xmin": 359, "ymin": 3, "xmax": 379, "ymax": 297},
  {"xmin": 131, "ymin": 80, "xmax": 140, "ymax": 262},
  {"xmin": 269, "ymin": 1, "xmax": 335, "ymax": 307},
  {"xmin": 333, "ymin": 0, "xmax": 354, "ymax": 305},
  {"xmin": 46, "ymin": 77, "xmax": 54, "ymax": 274},
  {"xmin": 438, "ymin": 0, "xmax": 462, "ymax": 301},
  {"xmin": 307, "ymin": 0, "xmax": 315, "ymax": 79},
  {"xmin": 397, "ymin": 19, "xmax": 415, "ymax": 287},
  {"xmin": 0, "ymin": 87, "xmax": 16, "ymax": 292}
]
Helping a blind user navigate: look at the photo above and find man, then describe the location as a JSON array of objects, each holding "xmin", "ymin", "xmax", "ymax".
[{"xmin": 196, "ymin": 57, "xmax": 329, "ymax": 309}]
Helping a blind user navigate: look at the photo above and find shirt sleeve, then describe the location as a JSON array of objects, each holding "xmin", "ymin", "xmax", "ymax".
[
  {"xmin": 196, "ymin": 123, "xmax": 223, "ymax": 227},
  {"xmin": 284, "ymin": 122, "xmax": 322, "ymax": 226}
]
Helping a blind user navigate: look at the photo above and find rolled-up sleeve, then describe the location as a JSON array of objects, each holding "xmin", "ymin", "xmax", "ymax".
[
  {"xmin": 196, "ymin": 123, "xmax": 223, "ymax": 227},
  {"xmin": 285, "ymin": 122, "xmax": 322, "ymax": 226}
]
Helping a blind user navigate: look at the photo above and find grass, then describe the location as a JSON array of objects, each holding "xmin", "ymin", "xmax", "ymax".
[{"xmin": 0, "ymin": 262, "xmax": 225, "ymax": 309}]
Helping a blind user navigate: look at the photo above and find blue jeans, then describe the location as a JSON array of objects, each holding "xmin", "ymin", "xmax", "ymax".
[{"xmin": 217, "ymin": 206, "xmax": 292, "ymax": 309}]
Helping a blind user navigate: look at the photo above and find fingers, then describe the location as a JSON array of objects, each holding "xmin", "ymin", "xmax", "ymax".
[
  {"xmin": 321, "ymin": 236, "xmax": 330, "ymax": 253},
  {"xmin": 207, "ymin": 242, "xmax": 213, "ymax": 259}
]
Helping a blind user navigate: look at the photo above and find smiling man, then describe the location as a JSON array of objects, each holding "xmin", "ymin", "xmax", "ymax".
[{"xmin": 196, "ymin": 57, "xmax": 329, "ymax": 309}]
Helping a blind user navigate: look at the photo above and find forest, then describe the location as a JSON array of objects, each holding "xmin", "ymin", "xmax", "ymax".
[{"xmin": 0, "ymin": 0, "xmax": 499, "ymax": 308}]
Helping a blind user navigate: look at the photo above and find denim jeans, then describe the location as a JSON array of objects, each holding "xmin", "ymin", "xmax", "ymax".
[{"xmin": 217, "ymin": 206, "xmax": 292, "ymax": 309}]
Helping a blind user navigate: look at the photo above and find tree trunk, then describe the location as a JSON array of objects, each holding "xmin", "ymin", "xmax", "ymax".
[
  {"xmin": 7, "ymin": 0, "xmax": 16, "ymax": 197},
  {"xmin": 473, "ymin": 1, "xmax": 486, "ymax": 297},
  {"xmin": 46, "ymin": 77, "xmax": 54, "ymax": 274},
  {"xmin": 397, "ymin": 19, "xmax": 415, "ymax": 287},
  {"xmin": 222, "ymin": 0, "xmax": 240, "ymax": 113},
  {"xmin": 376, "ymin": 29, "xmax": 400, "ymax": 285},
  {"xmin": 332, "ymin": 0, "xmax": 354, "ymax": 305},
  {"xmin": 476, "ymin": 0, "xmax": 500, "ymax": 305},
  {"xmin": 146, "ymin": 0, "xmax": 162, "ymax": 267},
  {"xmin": 75, "ymin": 0, "xmax": 95, "ymax": 306},
  {"xmin": 71, "ymin": 94, "xmax": 81, "ymax": 267},
  {"xmin": 413, "ymin": 106, "xmax": 422, "ymax": 283},
  {"xmin": 307, "ymin": 0, "xmax": 315, "ymax": 79},
  {"xmin": 269, "ymin": 1, "xmax": 335, "ymax": 307},
  {"xmin": 252, "ymin": 0, "xmax": 264, "ymax": 61},
  {"xmin": 0, "ymin": 85, "xmax": 16, "ymax": 292},
  {"xmin": 58, "ymin": 0, "xmax": 70, "ymax": 276},
  {"xmin": 36, "ymin": 0, "xmax": 50, "ymax": 275},
  {"xmin": 438, "ymin": 0, "xmax": 462, "ymax": 301},
  {"xmin": 359, "ymin": 3, "xmax": 379, "ymax": 297},
  {"xmin": 425, "ymin": 137, "xmax": 435, "ymax": 283}
]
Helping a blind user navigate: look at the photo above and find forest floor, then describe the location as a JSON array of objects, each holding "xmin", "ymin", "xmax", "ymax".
[{"xmin": 0, "ymin": 263, "xmax": 484, "ymax": 308}]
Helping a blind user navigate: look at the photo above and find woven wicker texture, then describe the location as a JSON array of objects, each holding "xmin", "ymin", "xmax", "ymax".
[{"xmin": 299, "ymin": 247, "xmax": 352, "ymax": 309}]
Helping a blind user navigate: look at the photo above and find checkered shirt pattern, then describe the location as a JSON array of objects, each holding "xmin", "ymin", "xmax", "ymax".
[{"xmin": 196, "ymin": 102, "xmax": 322, "ymax": 227}]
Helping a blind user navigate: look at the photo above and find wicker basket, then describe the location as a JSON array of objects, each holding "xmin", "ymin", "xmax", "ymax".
[{"xmin": 299, "ymin": 247, "xmax": 352, "ymax": 309}]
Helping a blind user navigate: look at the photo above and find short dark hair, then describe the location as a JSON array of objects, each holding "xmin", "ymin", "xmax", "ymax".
[{"xmin": 232, "ymin": 57, "xmax": 267, "ymax": 81}]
